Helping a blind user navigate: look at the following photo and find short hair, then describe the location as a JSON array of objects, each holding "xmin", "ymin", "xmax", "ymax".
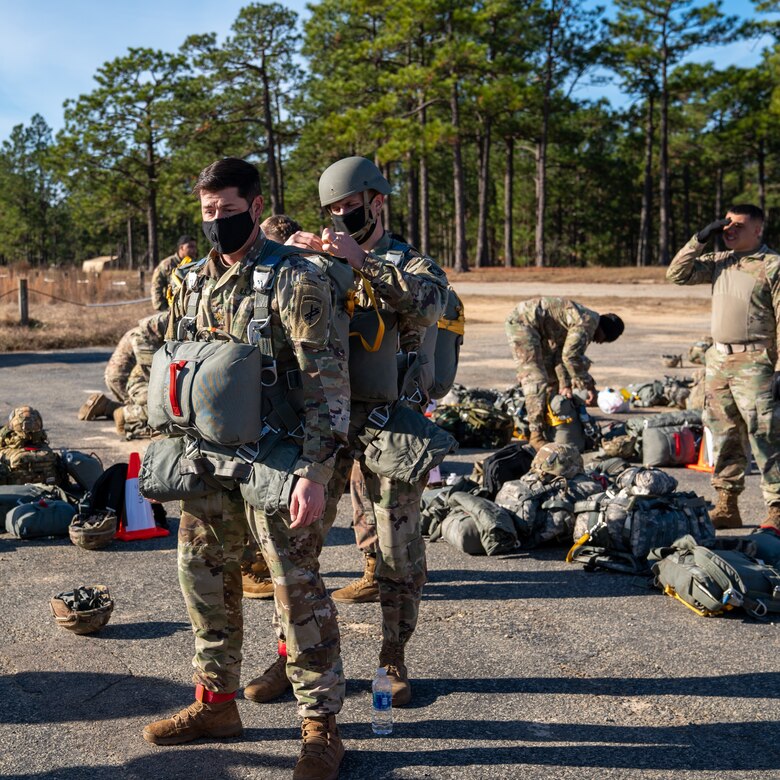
[
  {"xmin": 261, "ymin": 215, "xmax": 302, "ymax": 243},
  {"xmin": 193, "ymin": 158, "xmax": 262, "ymax": 203},
  {"xmin": 598, "ymin": 313, "xmax": 624, "ymax": 342},
  {"xmin": 177, "ymin": 235, "xmax": 196, "ymax": 248},
  {"xmin": 727, "ymin": 203, "xmax": 764, "ymax": 222}
]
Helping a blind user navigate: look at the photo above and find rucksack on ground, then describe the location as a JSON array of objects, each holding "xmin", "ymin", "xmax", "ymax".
[
  {"xmin": 473, "ymin": 442, "xmax": 535, "ymax": 499},
  {"xmin": 650, "ymin": 535, "xmax": 780, "ymax": 619},
  {"xmin": 6, "ymin": 496, "xmax": 76, "ymax": 539},
  {"xmin": 567, "ymin": 469, "xmax": 715, "ymax": 573},
  {"xmin": 432, "ymin": 400, "xmax": 514, "ymax": 449}
]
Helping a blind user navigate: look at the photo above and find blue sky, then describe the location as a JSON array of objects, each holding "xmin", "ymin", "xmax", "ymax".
[{"xmin": 0, "ymin": 0, "xmax": 771, "ymax": 141}]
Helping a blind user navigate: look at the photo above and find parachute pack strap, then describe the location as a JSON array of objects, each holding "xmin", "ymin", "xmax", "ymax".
[
  {"xmin": 566, "ymin": 531, "xmax": 591, "ymax": 563},
  {"xmin": 177, "ymin": 286, "xmax": 202, "ymax": 341},
  {"xmin": 263, "ymin": 377, "xmax": 305, "ymax": 440},
  {"xmin": 662, "ymin": 584, "xmax": 723, "ymax": 617},
  {"xmin": 349, "ymin": 270, "xmax": 385, "ymax": 353},
  {"xmin": 546, "ymin": 403, "xmax": 573, "ymax": 427}
]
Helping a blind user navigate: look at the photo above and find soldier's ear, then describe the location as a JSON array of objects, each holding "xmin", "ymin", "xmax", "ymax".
[{"xmin": 251, "ymin": 195, "xmax": 264, "ymax": 221}]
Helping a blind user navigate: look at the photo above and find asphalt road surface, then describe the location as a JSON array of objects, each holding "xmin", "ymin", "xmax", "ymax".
[{"xmin": 0, "ymin": 294, "xmax": 778, "ymax": 780}]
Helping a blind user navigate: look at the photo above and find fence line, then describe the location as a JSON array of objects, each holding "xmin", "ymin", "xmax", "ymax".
[{"xmin": 0, "ymin": 286, "xmax": 151, "ymax": 308}]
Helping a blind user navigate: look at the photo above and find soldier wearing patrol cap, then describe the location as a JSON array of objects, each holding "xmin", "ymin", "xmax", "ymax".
[
  {"xmin": 667, "ymin": 204, "xmax": 780, "ymax": 532},
  {"xmin": 243, "ymin": 156, "xmax": 449, "ymax": 710},
  {"xmin": 142, "ymin": 158, "xmax": 350, "ymax": 780},
  {"xmin": 150, "ymin": 235, "xmax": 198, "ymax": 311}
]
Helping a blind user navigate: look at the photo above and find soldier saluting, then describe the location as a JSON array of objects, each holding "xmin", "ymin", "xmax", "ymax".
[{"xmin": 667, "ymin": 204, "xmax": 780, "ymax": 531}]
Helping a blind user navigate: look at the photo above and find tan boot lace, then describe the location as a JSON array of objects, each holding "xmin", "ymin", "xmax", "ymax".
[{"xmin": 300, "ymin": 718, "xmax": 329, "ymax": 757}]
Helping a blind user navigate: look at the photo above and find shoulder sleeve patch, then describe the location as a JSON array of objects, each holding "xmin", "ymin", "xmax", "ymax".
[{"xmin": 290, "ymin": 279, "xmax": 331, "ymax": 347}]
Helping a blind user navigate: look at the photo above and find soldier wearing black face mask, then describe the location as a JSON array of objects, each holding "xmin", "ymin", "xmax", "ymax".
[{"xmin": 246, "ymin": 156, "xmax": 449, "ymax": 710}]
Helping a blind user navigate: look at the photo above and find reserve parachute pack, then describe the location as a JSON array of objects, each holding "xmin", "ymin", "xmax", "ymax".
[
  {"xmin": 0, "ymin": 406, "xmax": 62, "ymax": 487},
  {"xmin": 546, "ymin": 394, "xmax": 600, "ymax": 453},
  {"xmin": 650, "ymin": 535, "xmax": 780, "ymax": 619},
  {"xmin": 567, "ymin": 467, "xmax": 715, "ymax": 574},
  {"xmin": 384, "ymin": 239, "xmax": 464, "ymax": 400}
]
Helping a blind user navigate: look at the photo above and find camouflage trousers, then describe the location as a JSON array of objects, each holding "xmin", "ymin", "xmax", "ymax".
[
  {"xmin": 121, "ymin": 365, "xmax": 152, "ymax": 440},
  {"xmin": 178, "ymin": 488, "xmax": 247, "ymax": 694},
  {"xmin": 245, "ymin": 503, "xmax": 345, "ymax": 718},
  {"xmin": 505, "ymin": 321, "xmax": 559, "ymax": 432},
  {"xmin": 104, "ymin": 328, "xmax": 137, "ymax": 403},
  {"xmin": 704, "ymin": 346, "xmax": 780, "ymax": 506}
]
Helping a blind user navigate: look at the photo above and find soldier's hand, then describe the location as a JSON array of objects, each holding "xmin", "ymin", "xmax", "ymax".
[
  {"xmin": 321, "ymin": 228, "xmax": 367, "ymax": 268},
  {"xmin": 561, "ymin": 386, "xmax": 573, "ymax": 399},
  {"xmin": 696, "ymin": 218, "xmax": 731, "ymax": 243},
  {"xmin": 773, "ymin": 371, "xmax": 780, "ymax": 402},
  {"xmin": 290, "ymin": 478, "xmax": 325, "ymax": 529},
  {"xmin": 585, "ymin": 389, "xmax": 598, "ymax": 406},
  {"xmin": 286, "ymin": 231, "xmax": 323, "ymax": 251}
]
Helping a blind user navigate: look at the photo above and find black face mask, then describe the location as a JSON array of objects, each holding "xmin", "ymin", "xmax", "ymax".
[
  {"xmin": 201, "ymin": 208, "xmax": 255, "ymax": 255},
  {"xmin": 331, "ymin": 198, "xmax": 377, "ymax": 244}
]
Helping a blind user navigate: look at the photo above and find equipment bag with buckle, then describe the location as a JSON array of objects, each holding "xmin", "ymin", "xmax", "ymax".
[
  {"xmin": 147, "ymin": 340, "xmax": 264, "ymax": 446},
  {"xmin": 6, "ymin": 496, "xmax": 76, "ymax": 539},
  {"xmin": 650, "ymin": 534, "xmax": 780, "ymax": 619},
  {"xmin": 358, "ymin": 358, "xmax": 458, "ymax": 484},
  {"xmin": 240, "ymin": 436, "xmax": 301, "ymax": 517}
]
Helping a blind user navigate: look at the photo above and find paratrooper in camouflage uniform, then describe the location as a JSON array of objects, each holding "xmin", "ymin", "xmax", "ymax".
[
  {"xmin": 505, "ymin": 297, "xmax": 624, "ymax": 450},
  {"xmin": 667, "ymin": 204, "xmax": 780, "ymax": 531},
  {"xmin": 150, "ymin": 235, "xmax": 198, "ymax": 311},
  {"xmin": 244, "ymin": 157, "xmax": 448, "ymax": 712},
  {"xmin": 142, "ymin": 159, "xmax": 350, "ymax": 780}
]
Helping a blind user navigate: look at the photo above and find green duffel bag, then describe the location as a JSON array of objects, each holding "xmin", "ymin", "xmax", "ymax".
[
  {"xmin": 147, "ymin": 340, "xmax": 264, "ymax": 446},
  {"xmin": 6, "ymin": 498, "xmax": 76, "ymax": 539},
  {"xmin": 642, "ymin": 425, "xmax": 697, "ymax": 467},
  {"xmin": 749, "ymin": 528, "xmax": 780, "ymax": 568},
  {"xmin": 359, "ymin": 403, "xmax": 458, "ymax": 484},
  {"xmin": 0, "ymin": 484, "xmax": 64, "ymax": 525},
  {"xmin": 651, "ymin": 534, "xmax": 780, "ymax": 619}
]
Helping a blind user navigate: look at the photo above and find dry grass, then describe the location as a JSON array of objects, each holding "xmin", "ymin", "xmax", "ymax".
[
  {"xmin": 0, "ymin": 267, "xmax": 153, "ymax": 351},
  {"xmin": 447, "ymin": 265, "xmax": 669, "ymax": 284}
]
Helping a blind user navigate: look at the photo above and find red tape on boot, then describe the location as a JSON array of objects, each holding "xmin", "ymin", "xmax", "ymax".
[
  {"xmin": 195, "ymin": 685, "xmax": 236, "ymax": 704},
  {"xmin": 278, "ymin": 641, "xmax": 287, "ymax": 658}
]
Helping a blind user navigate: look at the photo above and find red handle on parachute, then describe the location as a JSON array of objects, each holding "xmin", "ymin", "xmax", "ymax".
[
  {"xmin": 673, "ymin": 433, "xmax": 681, "ymax": 457},
  {"xmin": 169, "ymin": 360, "xmax": 187, "ymax": 417}
]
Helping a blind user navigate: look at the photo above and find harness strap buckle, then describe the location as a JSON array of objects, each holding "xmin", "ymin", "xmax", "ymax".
[
  {"xmin": 236, "ymin": 441, "xmax": 261, "ymax": 463},
  {"xmin": 368, "ymin": 404, "xmax": 391, "ymax": 428},
  {"xmin": 247, "ymin": 317, "xmax": 271, "ymax": 346},
  {"xmin": 287, "ymin": 423, "xmax": 305, "ymax": 440},
  {"xmin": 403, "ymin": 387, "xmax": 424, "ymax": 405},
  {"xmin": 177, "ymin": 317, "xmax": 196, "ymax": 341},
  {"xmin": 261, "ymin": 360, "xmax": 278, "ymax": 387}
]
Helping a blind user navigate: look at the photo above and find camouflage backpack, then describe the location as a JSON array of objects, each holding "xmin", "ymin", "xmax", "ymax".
[
  {"xmin": 432, "ymin": 401, "xmax": 514, "ymax": 449},
  {"xmin": 688, "ymin": 337, "xmax": 713, "ymax": 366},
  {"xmin": 0, "ymin": 406, "xmax": 61, "ymax": 486},
  {"xmin": 627, "ymin": 381, "xmax": 667, "ymax": 408}
]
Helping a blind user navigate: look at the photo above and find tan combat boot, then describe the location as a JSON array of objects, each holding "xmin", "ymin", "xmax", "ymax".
[
  {"xmin": 142, "ymin": 687, "xmax": 243, "ymax": 746},
  {"xmin": 241, "ymin": 558, "xmax": 275, "ymax": 599},
  {"xmin": 293, "ymin": 715, "xmax": 345, "ymax": 780},
  {"xmin": 331, "ymin": 554, "xmax": 379, "ymax": 603},
  {"xmin": 244, "ymin": 643, "xmax": 292, "ymax": 702},
  {"xmin": 760, "ymin": 504, "xmax": 780, "ymax": 532},
  {"xmin": 78, "ymin": 392, "xmax": 120, "ymax": 421},
  {"xmin": 112, "ymin": 407, "xmax": 126, "ymax": 438},
  {"xmin": 379, "ymin": 640, "xmax": 411, "ymax": 707},
  {"xmin": 529, "ymin": 431, "xmax": 547, "ymax": 452},
  {"xmin": 709, "ymin": 489, "xmax": 742, "ymax": 529}
]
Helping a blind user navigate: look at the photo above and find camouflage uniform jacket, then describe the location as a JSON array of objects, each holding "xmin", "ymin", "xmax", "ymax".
[
  {"xmin": 507, "ymin": 297, "xmax": 599, "ymax": 389},
  {"xmin": 360, "ymin": 232, "xmax": 448, "ymax": 353},
  {"xmin": 151, "ymin": 253, "xmax": 180, "ymax": 311},
  {"xmin": 131, "ymin": 312, "xmax": 169, "ymax": 372},
  {"xmin": 170, "ymin": 234, "xmax": 350, "ymax": 486},
  {"xmin": 667, "ymin": 235, "xmax": 780, "ymax": 368}
]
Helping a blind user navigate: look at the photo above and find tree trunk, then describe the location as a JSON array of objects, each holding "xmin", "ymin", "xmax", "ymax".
[
  {"xmin": 682, "ymin": 163, "xmax": 691, "ymax": 238},
  {"xmin": 504, "ymin": 136, "xmax": 514, "ymax": 268},
  {"xmin": 657, "ymin": 33, "xmax": 670, "ymax": 265},
  {"xmin": 146, "ymin": 136, "xmax": 159, "ymax": 270},
  {"xmin": 127, "ymin": 215, "xmax": 135, "ymax": 270},
  {"xmin": 381, "ymin": 161, "xmax": 392, "ymax": 232},
  {"xmin": 406, "ymin": 152, "xmax": 420, "ymax": 248},
  {"xmin": 534, "ymin": 137, "xmax": 547, "ymax": 267},
  {"xmin": 451, "ymin": 80, "xmax": 468, "ymax": 272},
  {"xmin": 758, "ymin": 139, "xmax": 766, "ymax": 216},
  {"xmin": 419, "ymin": 153, "xmax": 430, "ymax": 255},
  {"xmin": 637, "ymin": 95, "xmax": 654, "ymax": 266},
  {"xmin": 475, "ymin": 122, "xmax": 491, "ymax": 267},
  {"xmin": 261, "ymin": 58, "xmax": 281, "ymax": 214}
]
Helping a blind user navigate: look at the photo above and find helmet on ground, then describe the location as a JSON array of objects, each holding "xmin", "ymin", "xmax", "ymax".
[
  {"xmin": 531, "ymin": 442, "xmax": 583, "ymax": 479},
  {"xmin": 68, "ymin": 510, "xmax": 117, "ymax": 551},
  {"xmin": 8, "ymin": 406, "xmax": 44, "ymax": 436},
  {"xmin": 318, "ymin": 157, "xmax": 391, "ymax": 208},
  {"xmin": 50, "ymin": 585, "xmax": 114, "ymax": 635}
]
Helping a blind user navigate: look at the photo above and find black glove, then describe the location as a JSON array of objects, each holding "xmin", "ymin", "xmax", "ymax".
[
  {"xmin": 697, "ymin": 218, "xmax": 731, "ymax": 243},
  {"xmin": 773, "ymin": 371, "xmax": 780, "ymax": 402}
]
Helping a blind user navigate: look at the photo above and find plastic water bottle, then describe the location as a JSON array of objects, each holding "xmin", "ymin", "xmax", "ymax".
[{"xmin": 371, "ymin": 668, "xmax": 393, "ymax": 735}]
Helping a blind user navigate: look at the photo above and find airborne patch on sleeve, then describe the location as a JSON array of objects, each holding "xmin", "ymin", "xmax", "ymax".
[{"xmin": 291, "ymin": 282, "xmax": 331, "ymax": 346}]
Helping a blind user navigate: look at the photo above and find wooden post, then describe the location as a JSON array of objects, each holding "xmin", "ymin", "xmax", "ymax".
[
  {"xmin": 18, "ymin": 278, "xmax": 29, "ymax": 326},
  {"xmin": 139, "ymin": 268, "xmax": 145, "ymax": 295}
]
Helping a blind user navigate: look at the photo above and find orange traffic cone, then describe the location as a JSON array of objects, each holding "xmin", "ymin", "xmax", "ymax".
[
  {"xmin": 686, "ymin": 427, "xmax": 714, "ymax": 473},
  {"xmin": 115, "ymin": 452, "xmax": 169, "ymax": 541}
]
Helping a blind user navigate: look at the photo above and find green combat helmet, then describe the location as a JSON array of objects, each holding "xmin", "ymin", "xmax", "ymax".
[
  {"xmin": 68, "ymin": 510, "xmax": 118, "ymax": 551},
  {"xmin": 318, "ymin": 157, "xmax": 391, "ymax": 243},
  {"xmin": 531, "ymin": 442, "xmax": 584, "ymax": 479},
  {"xmin": 50, "ymin": 585, "xmax": 114, "ymax": 635}
]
